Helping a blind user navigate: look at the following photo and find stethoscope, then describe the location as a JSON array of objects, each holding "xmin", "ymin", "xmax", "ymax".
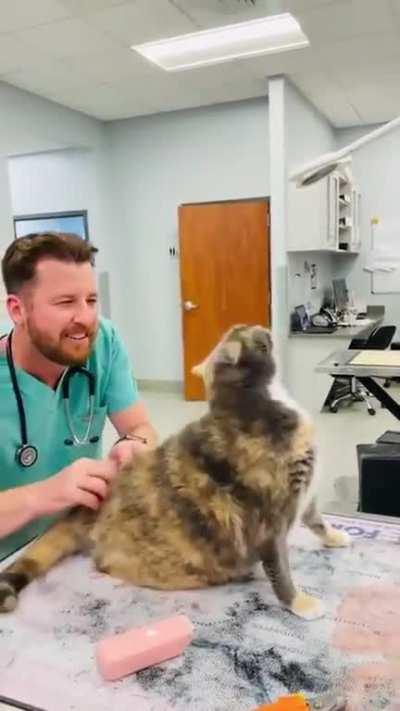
[{"xmin": 4, "ymin": 331, "xmax": 99, "ymax": 468}]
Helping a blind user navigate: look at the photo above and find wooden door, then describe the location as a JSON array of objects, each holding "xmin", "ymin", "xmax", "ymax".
[{"xmin": 179, "ymin": 198, "xmax": 271, "ymax": 400}]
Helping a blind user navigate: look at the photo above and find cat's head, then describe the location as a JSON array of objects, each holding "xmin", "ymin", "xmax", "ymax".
[{"xmin": 192, "ymin": 324, "xmax": 276, "ymax": 398}]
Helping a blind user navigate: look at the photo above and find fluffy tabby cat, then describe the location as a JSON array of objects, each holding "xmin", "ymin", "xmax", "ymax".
[{"xmin": 0, "ymin": 324, "xmax": 349, "ymax": 618}]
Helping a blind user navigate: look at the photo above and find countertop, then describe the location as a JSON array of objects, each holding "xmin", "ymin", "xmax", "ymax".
[{"xmin": 289, "ymin": 317, "xmax": 382, "ymax": 340}]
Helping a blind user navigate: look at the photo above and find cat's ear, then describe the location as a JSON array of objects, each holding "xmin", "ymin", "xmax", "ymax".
[
  {"xmin": 192, "ymin": 360, "xmax": 206, "ymax": 378},
  {"xmin": 220, "ymin": 340, "xmax": 241, "ymax": 364}
]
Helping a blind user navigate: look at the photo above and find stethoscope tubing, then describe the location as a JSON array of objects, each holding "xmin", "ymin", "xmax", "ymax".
[{"xmin": 3, "ymin": 331, "xmax": 98, "ymax": 466}]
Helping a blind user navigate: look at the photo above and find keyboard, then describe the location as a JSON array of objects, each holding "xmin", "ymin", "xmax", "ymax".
[
  {"xmin": 337, "ymin": 318, "xmax": 373, "ymax": 327},
  {"xmin": 302, "ymin": 326, "xmax": 337, "ymax": 334},
  {"xmin": 355, "ymin": 318, "xmax": 373, "ymax": 326}
]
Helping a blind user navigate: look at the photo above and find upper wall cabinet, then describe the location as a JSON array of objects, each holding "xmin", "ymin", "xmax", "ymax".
[{"xmin": 287, "ymin": 171, "xmax": 361, "ymax": 254}]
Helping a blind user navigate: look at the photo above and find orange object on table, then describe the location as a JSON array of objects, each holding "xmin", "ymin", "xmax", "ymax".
[{"xmin": 253, "ymin": 693, "xmax": 311, "ymax": 710}]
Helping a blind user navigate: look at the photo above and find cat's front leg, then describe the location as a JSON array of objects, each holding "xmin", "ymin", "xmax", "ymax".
[
  {"xmin": 302, "ymin": 498, "xmax": 350, "ymax": 548},
  {"xmin": 260, "ymin": 534, "xmax": 324, "ymax": 620}
]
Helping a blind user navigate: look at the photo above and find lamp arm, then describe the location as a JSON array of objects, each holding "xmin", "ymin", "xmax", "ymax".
[{"xmin": 290, "ymin": 114, "xmax": 400, "ymax": 183}]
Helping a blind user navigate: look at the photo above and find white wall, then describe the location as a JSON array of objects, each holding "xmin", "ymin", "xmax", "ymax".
[
  {"xmin": 0, "ymin": 80, "xmax": 105, "ymax": 258},
  {"xmin": 0, "ymin": 82, "xmax": 111, "ymax": 332},
  {"xmin": 267, "ymin": 78, "xmax": 337, "ymax": 407},
  {"xmin": 287, "ymin": 251, "xmax": 335, "ymax": 313},
  {"xmin": 0, "ymin": 159, "xmax": 13, "ymax": 331},
  {"xmin": 267, "ymin": 77, "xmax": 335, "ymax": 392},
  {"xmin": 285, "ymin": 81, "xmax": 335, "ymax": 317},
  {"xmin": 0, "ymin": 81, "xmax": 104, "ymax": 158},
  {"xmin": 107, "ymin": 98, "xmax": 270, "ymax": 381},
  {"xmin": 7, "ymin": 148, "xmax": 126, "ymax": 330},
  {"xmin": 285, "ymin": 82, "xmax": 334, "ymax": 171},
  {"xmin": 334, "ymin": 123, "xmax": 400, "ymax": 326},
  {"xmin": 0, "ymin": 82, "xmax": 135, "ymax": 341}
]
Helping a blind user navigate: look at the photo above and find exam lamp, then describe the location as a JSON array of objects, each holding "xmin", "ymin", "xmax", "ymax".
[{"xmin": 290, "ymin": 115, "xmax": 400, "ymax": 187}]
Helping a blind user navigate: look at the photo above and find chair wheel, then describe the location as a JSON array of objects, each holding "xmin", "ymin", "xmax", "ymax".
[
  {"xmin": 368, "ymin": 408, "xmax": 376, "ymax": 416},
  {"xmin": 329, "ymin": 405, "xmax": 338, "ymax": 413}
]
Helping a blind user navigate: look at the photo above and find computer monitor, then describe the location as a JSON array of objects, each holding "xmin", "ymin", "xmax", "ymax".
[
  {"xmin": 294, "ymin": 304, "xmax": 310, "ymax": 330},
  {"xmin": 332, "ymin": 278, "xmax": 349, "ymax": 312}
]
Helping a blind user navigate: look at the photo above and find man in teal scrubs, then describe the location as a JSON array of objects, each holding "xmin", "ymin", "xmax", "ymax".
[{"xmin": 0, "ymin": 232, "xmax": 157, "ymax": 561}]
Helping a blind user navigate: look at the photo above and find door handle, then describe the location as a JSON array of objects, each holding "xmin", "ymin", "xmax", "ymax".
[{"xmin": 183, "ymin": 300, "xmax": 199, "ymax": 311}]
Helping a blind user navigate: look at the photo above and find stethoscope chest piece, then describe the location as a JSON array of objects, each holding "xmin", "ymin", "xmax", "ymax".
[
  {"xmin": 4, "ymin": 330, "xmax": 99, "ymax": 466},
  {"xmin": 16, "ymin": 443, "xmax": 38, "ymax": 468}
]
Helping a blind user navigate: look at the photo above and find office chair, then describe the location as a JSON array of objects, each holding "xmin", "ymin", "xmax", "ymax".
[
  {"xmin": 383, "ymin": 340, "xmax": 400, "ymax": 388},
  {"xmin": 329, "ymin": 325, "xmax": 396, "ymax": 415}
]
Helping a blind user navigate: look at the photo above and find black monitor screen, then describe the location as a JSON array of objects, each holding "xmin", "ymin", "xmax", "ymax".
[
  {"xmin": 295, "ymin": 304, "xmax": 310, "ymax": 330},
  {"xmin": 332, "ymin": 278, "xmax": 349, "ymax": 311}
]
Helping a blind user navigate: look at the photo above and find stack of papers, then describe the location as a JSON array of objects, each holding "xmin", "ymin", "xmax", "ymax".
[{"xmin": 351, "ymin": 350, "xmax": 400, "ymax": 366}]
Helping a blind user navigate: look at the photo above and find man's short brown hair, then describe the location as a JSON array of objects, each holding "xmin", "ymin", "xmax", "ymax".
[{"xmin": 1, "ymin": 232, "xmax": 98, "ymax": 294}]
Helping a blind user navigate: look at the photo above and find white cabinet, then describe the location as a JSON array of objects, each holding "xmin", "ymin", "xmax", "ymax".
[
  {"xmin": 327, "ymin": 172, "xmax": 339, "ymax": 249},
  {"xmin": 350, "ymin": 185, "xmax": 361, "ymax": 252},
  {"xmin": 287, "ymin": 171, "xmax": 361, "ymax": 254}
]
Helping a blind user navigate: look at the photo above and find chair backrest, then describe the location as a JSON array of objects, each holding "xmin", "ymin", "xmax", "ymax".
[{"xmin": 363, "ymin": 325, "xmax": 396, "ymax": 350}]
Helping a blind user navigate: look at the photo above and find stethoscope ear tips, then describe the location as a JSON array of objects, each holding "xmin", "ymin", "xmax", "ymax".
[{"xmin": 64, "ymin": 438, "xmax": 74, "ymax": 446}]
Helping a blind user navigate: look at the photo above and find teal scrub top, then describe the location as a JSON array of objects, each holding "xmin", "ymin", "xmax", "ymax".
[{"xmin": 0, "ymin": 318, "xmax": 139, "ymax": 561}]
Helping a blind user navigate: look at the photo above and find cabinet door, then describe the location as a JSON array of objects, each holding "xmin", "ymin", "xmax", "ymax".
[
  {"xmin": 287, "ymin": 179, "xmax": 327, "ymax": 250},
  {"xmin": 327, "ymin": 173, "xmax": 339, "ymax": 249},
  {"xmin": 350, "ymin": 187, "xmax": 361, "ymax": 252}
]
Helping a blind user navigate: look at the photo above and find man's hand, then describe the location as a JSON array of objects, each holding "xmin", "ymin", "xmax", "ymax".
[
  {"xmin": 108, "ymin": 437, "xmax": 149, "ymax": 471},
  {"xmin": 34, "ymin": 458, "xmax": 119, "ymax": 516}
]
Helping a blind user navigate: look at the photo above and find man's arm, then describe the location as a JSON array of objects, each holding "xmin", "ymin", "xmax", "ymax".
[
  {"xmin": 0, "ymin": 458, "xmax": 118, "ymax": 540},
  {"xmin": 108, "ymin": 401, "xmax": 158, "ymax": 469},
  {"xmin": 0, "ymin": 485, "xmax": 43, "ymax": 539},
  {"xmin": 109, "ymin": 401, "xmax": 158, "ymax": 447}
]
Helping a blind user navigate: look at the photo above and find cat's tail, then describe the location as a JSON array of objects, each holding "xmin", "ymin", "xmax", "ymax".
[{"xmin": 0, "ymin": 509, "xmax": 91, "ymax": 613}]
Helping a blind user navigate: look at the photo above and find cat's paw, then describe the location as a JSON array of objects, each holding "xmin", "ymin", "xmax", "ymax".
[
  {"xmin": 0, "ymin": 580, "xmax": 18, "ymax": 613},
  {"xmin": 289, "ymin": 591, "xmax": 324, "ymax": 620},
  {"xmin": 323, "ymin": 528, "xmax": 351, "ymax": 548}
]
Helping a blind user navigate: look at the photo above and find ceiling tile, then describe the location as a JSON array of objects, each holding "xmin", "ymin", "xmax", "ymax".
[
  {"xmin": 88, "ymin": 0, "xmax": 196, "ymax": 46},
  {"xmin": 173, "ymin": 0, "xmax": 335, "ymax": 29},
  {"xmin": 16, "ymin": 17, "xmax": 120, "ymax": 58},
  {"xmin": 62, "ymin": 48, "xmax": 161, "ymax": 84},
  {"xmin": 299, "ymin": 0, "xmax": 395, "ymax": 45},
  {"xmin": 318, "ymin": 32, "xmax": 400, "ymax": 70},
  {"xmin": 0, "ymin": 0, "xmax": 399, "ymax": 126},
  {"xmin": 347, "ymin": 78, "xmax": 400, "ymax": 123},
  {"xmin": 389, "ymin": 0, "xmax": 400, "ymax": 17},
  {"xmin": 331, "ymin": 62, "xmax": 400, "ymax": 92},
  {"xmin": 59, "ymin": 0, "xmax": 128, "ymax": 15},
  {"xmin": 291, "ymin": 71, "xmax": 362, "ymax": 126},
  {"xmin": 0, "ymin": 36, "xmax": 35, "ymax": 75},
  {"xmin": 3, "ymin": 63, "xmax": 94, "ymax": 95},
  {"xmin": 0, "ymin": 0, "xmax": 70, "ymax": 33},
  {"xmin": 243, "ymin": 46, "xmax": 321, "ymax": 80},
  {"xmin": 44, "ymin": 81, "xmax": 162, "ymax": 120},
  {"xmin": 0, "ymin": 37, "xmax": 72, "ymax": 76}
]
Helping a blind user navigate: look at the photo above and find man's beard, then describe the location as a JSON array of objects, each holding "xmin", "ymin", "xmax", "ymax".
[{"xmin": 26, "ymin": 319, "xmax": 98, "ymax": 366}]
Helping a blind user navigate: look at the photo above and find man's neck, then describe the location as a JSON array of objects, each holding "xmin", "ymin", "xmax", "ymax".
[{"xmin": 11, "ymin": 327, "xmax": 66, "ymax": 389}]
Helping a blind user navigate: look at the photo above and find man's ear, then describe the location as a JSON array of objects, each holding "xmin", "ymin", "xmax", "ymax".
[{"xmin": 6, "ymin": 294, "xmax": 24, "ymax": 326}]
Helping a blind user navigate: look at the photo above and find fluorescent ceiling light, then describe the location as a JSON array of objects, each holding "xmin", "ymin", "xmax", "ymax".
[{"xmin": 132, "ymin": 13, "xmax": 309, "ymax": 72}]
